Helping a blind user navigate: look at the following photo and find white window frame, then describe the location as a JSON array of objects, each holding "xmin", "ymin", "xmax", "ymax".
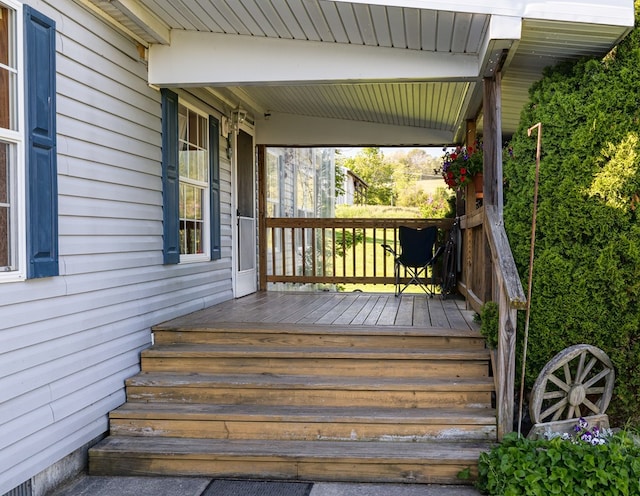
[
  {"xmin": 0, "ymin": 0, "xmax": 26, "ymax": 283},
  {"xmin": 178, "ymin": 100, "xmax": 210, "ymax": 263}
]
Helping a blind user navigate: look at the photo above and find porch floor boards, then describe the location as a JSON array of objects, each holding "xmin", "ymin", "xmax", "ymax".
[{"xmin": 156, "ymin": 291, "xmax": 478, "ymax": 330}]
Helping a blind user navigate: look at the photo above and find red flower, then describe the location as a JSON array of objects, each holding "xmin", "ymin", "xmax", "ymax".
[{"xmin": 460, "ymin": 167, "xmax": 467, "ymax": 175}]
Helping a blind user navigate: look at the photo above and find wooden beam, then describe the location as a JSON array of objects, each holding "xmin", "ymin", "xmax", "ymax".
[{"xmin": 149, "ymin": 31, "xmax": 480, "ymax": 86}]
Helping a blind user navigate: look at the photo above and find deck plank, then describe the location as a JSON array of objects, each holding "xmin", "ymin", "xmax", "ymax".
[
  {"xmin": 297, "ymin": 294, "xmax": 347, "ymax": 324},
  {"xmin": 394, "ymin": 296, "xmax": 415, "ymax": 326},
  {"xmin": 427, "ymin": 297, "xmax": 450, "ymax": 328},
  {"xmin": 412, "ymin": 297, "xmax": 431, "ymax": 326},
  {"xmin": 278, "ymin": 295, "xmax": 336, "ymax": 324},
  {"xmin": 316, "ymin": 295, "xmax": 363, "ymax": 325},
  {"xmin": 376, "ymin": 296, "xmax": 401, "ymax": 326},
  {"xmin": 350, "ymin": 295, "xmax": 382, "ymax": 325},
  {"xmin": 331, "ymin": 294, "xmax": 370, "ymax": 325}
]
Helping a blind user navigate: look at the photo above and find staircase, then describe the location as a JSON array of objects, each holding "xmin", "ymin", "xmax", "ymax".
[{"xmin": 89, "ymin": 322, "xmax": 496, "ymax": 484}]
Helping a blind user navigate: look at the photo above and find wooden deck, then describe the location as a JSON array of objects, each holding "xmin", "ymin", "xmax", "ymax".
[
  {"xmin": 90, "ymin": 290, "xmax": 491, "ymax": 484},
  {"xmin": 158, "ymin": 291, "xmax": 479, "ymax": 330}
]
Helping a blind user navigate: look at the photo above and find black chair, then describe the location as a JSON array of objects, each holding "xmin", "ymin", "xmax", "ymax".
[{"xmin": 382, "ymin": 226, "xmax": 439, "ymax": 297}]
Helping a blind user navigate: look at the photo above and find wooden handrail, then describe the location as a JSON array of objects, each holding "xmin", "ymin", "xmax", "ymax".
[
  {"xmin": 459, "ymin": 205, "xmax": 526, "ymax": 440},
  {"xmin": 484, "ymin": 206, "xmax": 527, "ymax": 309},
  {"xmin": 484, "ymin": 205, "xmax": 526, "ymax": 440}
]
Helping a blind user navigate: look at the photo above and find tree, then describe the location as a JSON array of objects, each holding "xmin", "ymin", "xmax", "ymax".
[
  {"xmin": 339, "ymin": 148, "xmax": 395, "ymax": 205},
  {"xmin": 503, "ymin": 2, "xmax": 640, "ymax": 425}
]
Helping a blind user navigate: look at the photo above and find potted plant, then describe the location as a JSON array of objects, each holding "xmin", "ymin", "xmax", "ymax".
[{"xmin": 439, "ymin": 141, "xmax": 483, "ymax": 195}]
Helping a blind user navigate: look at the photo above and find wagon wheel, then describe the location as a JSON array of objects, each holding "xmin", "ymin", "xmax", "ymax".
[{"xmin": 530, "ymin": 344, "xmax": 615, "ymax": 424}]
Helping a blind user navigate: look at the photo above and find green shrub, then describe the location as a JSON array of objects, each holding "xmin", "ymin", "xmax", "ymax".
[
  {"xmin": 503, "ymin": 3, "xmax": 640, "ymax": 425},
  {"xmin": 418, "ymin": 187, "xmax": 455, "ymax": 218},
  {"xmin": 478, "ymin": 301, "xmax": 499, "ymax": 349},
  {"xmin": 477, "ymin": 430, "xmax": 640, "ymax": 495}
]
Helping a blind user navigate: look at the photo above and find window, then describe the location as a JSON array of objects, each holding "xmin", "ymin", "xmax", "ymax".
[
  {"xmin": 0, "ymin": 3, "xmax": 20, "ymax": 276},
  {"xmin": 162, "ymin": 89, "xmax": 220, "ymax": 264},
  {"xmin": 178, "ymin": 103, "xmax": 209, "ymax": 258}
]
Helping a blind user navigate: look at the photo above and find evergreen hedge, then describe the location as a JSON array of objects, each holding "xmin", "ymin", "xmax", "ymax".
[{"xmin": 503, "ymin": 2, "xmax": 640, "ymax": 425}]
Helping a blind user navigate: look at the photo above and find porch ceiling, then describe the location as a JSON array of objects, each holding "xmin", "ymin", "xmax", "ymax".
[{"xmin": 85, "ymin": 0, "xmax": 634, "ymax": 146}]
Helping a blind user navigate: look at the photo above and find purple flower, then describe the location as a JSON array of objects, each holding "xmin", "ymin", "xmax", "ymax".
[{"xmin": 579, "ymin": 418, "xmax": 588, "ymax": 429}]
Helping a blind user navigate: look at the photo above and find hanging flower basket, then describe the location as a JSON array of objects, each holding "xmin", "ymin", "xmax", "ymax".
[{"xmin": 438, "ymin": 142, "xmax": 483, "ymax": 191}]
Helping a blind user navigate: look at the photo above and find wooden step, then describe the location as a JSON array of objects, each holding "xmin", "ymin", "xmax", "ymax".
[
  {"xmin": 152, "ymin": 322, "xmax": 486, "ymax": 350},
  {"xmin": 109, "ymin": 403, "xmax": 497, "ymax": 441},
  {"xmin": 141, "ymin": 344, "xmax": 490, "ymax": 378},
  {"xmin": 125, "ymin": 372, "xmax": 494, "ymax": 409},
  {"xmin": 89, "ymin": 436, "xmax": 493, "ymax": 484},
  {"xmin": 94, "ymin": 311, "xmax": 494, "ymax": 484}
]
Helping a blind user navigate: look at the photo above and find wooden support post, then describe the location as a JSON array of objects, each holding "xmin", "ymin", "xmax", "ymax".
[
  {"xmin": 257, "ymin": 145, "xmax": 267, "ymax": 291},
  {"xmin": 484, "ymin": 73, "xmax": 515, "ymax": 439},
  {"xmin": 483, "ymin": 73, "xmax": 504, "ymax": 212},
  {"xmin": 464, "ymin": 119, "xmax": 478, "ymax": 213}
]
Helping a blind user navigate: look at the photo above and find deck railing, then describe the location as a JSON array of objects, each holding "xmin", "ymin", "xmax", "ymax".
[
  {"xmin": 459, "ymin": 205, "xmax": 527, "ymax": 439},
  {"xmin": 260, "ymin": 217, "xmax": 454, "ymax": 288}
]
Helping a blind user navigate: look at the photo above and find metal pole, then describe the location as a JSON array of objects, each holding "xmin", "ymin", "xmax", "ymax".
[{"xmin": 518, "ymin": 122, "xmax": 542, "ymax": 437}]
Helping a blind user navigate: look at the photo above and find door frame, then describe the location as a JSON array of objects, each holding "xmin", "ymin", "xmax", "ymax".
[{"xmin": 232, "ymin": 121, "xmax": 257, "ymax": 298}]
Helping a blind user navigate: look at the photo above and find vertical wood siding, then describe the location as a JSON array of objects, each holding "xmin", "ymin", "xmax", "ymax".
[{"xmin": 0, "ymin": 1, "xmax": 234, "ymax": 492}]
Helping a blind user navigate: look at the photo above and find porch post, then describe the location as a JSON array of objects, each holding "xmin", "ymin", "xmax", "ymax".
[
  {"xmin": 483, "ymin": 73, "xmax": 504, "ymax": 213},
  {"xmin": 257, "ymin": 145, "xmax": 267, "ymax": 291},
  {"xmin": 464, "ymin": 119, "xmax": 477, "ymax": 213},
  {"xmin": 484, "ymin": 72, "xmax": 515, "ymax": 439}
]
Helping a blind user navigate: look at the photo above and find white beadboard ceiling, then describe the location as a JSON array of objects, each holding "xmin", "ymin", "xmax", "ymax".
[{"xmin": 87, "ymin": 0, "xmax": 634, "ymax": 146}]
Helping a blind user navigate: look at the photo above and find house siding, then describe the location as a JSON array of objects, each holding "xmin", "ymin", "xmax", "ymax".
[{"xmin": 0, "ymin": 1, "xmax": 234, "ymax": 493}]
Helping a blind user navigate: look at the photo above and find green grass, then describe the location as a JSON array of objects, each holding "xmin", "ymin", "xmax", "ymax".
[{"xmin": 336, "ymin": 204, "xmax": 422, "ymax": 219}]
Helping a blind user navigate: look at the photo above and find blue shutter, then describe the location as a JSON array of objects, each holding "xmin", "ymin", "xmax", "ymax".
[
  {"xmin": 161, "ymin": 89, "xmax": 180, "ymax": 264},
  {"xmin": 209, "ymin": 116, "xmax": 221, "ymax": 260},
  {"xmin": 24, "ymin": 6, "xmax": 58, "ymax": 279}
]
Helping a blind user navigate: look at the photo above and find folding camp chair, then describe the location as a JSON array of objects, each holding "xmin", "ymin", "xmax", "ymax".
[{"xmin": 382, "ymin": 226, "xmax": 440, "ymax": 296}]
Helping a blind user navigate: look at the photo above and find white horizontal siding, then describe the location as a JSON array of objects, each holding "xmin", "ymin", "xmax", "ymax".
[
  {"xmin": 62, "ymin": 252, "xmax": 163, "ymax": 274},
  {"xmin": 59, "ymin": 196, "xmax": 161, "ymax": 222},
  {"xmin": 2, "ymin": 268, "xmax": 230, "ymax": 332},
  {"xmin": 0, "ymin": 0, "xmax": 236, "ymax": 492},
  {"xmin": 60, "ymin": 216, "xmax": 162, "ymax": 236}
]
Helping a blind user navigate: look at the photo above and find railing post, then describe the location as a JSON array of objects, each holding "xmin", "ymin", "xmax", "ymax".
[{"xmin": 496, "ymin": 295, "xmax": 518, "ymax": 440}]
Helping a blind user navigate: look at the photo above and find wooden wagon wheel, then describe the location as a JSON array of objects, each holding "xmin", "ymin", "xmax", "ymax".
[{"xmin": 530, "ymin": 344, "xmax": 615, "ymax": 424}]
